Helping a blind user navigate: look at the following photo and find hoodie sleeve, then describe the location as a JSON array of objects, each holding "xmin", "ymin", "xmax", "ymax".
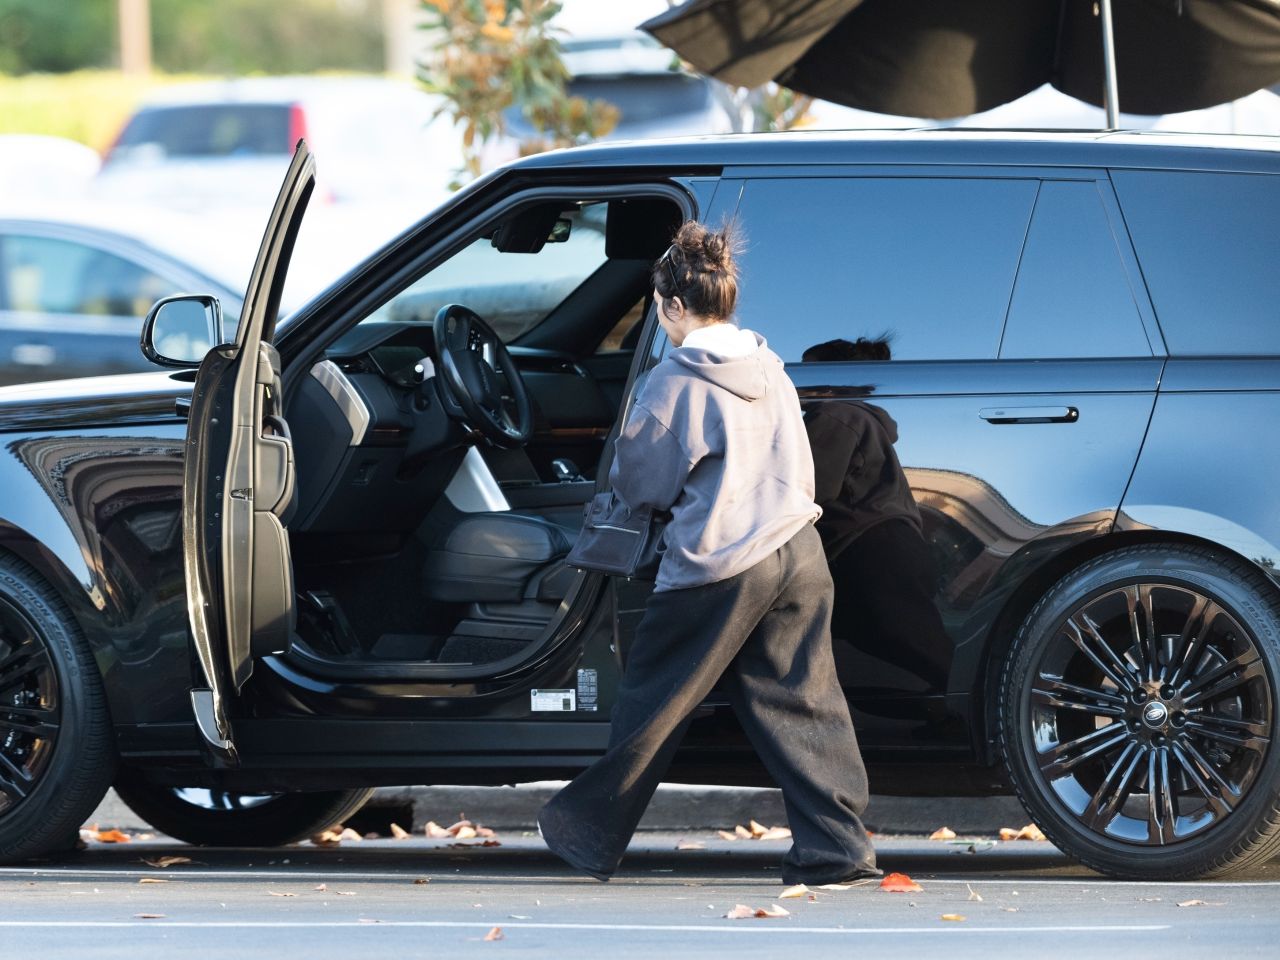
[{"xmin": 608, "ymin": 401, "xmax": 696, "ymax": 512}]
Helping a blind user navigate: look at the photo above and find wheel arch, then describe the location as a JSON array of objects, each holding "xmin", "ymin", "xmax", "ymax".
[{"xmin": 973, "ymin": 526, "xmax": 1276, "ymax": 765}]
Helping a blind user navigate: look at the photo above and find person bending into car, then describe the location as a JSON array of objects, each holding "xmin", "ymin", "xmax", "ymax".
[{"xmin": 537, "ymin": 221, "xmax": 879, "ymax": 886}]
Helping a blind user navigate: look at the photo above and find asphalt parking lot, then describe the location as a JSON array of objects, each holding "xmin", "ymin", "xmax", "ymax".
[{"xmin": 2, "ymin": 833, "xmax": 1278, "ymax": 959}]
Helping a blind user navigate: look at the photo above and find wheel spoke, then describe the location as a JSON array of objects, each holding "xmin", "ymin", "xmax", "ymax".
[
  {"xmin": 1178, "ymin": 737, "xmax": 1243, "ymax": 803},
  {"xmin": 1064, "ymin": 613, "xmax": 1137, "ymax": 693},
  {"xmin": 1164, "ymin": 594, "xmax": 1212, "ymax": 685},
  {"xmin": 1170, "ymin": 740, "xmax": 1234, "ymax": 817},
  {"xmin": 1183, "ymin": 656, "xmax": 1266, "ymax": 707},
  {"xmin": 1125, "ymin": 585, "xmax": 1160, "ymax": 682},
  {"xmin": 1032, "ymin": 674, "xmax": 1127, "ymax": 718},
  {"xmin": 0, "ymin": 711, "xmax": 58, "ymax": 738},
  {"xmin": 1082, "ymin": 740, "xmax": 1144, "ymax": 830},
  {"xmin": 0, "ymin": 639, "xmax": 49, "ymax": 695},
  {"xmin": 1038, "ymin": 722, "xmax": 1130, "ymax": 779},
  {"xmin": 0, "ymin": 751, "xmax": 33, "ymax": 802},
  {"xmin": 1185, "ymin": 720, "xmax": 1269, "ymax": 754}
]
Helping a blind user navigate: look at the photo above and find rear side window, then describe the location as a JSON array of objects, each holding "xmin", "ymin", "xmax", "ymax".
[
  {"xmin": 0, "ymin": 234, "xmax": 174, "ymax": 319},
  {"xmin": 1113, "ymin": 170, "xmax": 1280, "ymax": 357},
  {"xmin": 999, "ymin": 180, "xmax": 1152, "ymax": 359},
  {"xmin": 730, "ymin": 177, "xmax": 1037, "ymax": 362},
  {"xmin": 111, "ymin": 104, "xmax": 292, "ymax": 160}
]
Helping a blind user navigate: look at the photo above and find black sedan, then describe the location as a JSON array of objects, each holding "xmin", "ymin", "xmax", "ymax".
[{"xmin": 2, "ymin": 131, "xmax": 1278, "ymax": 880}]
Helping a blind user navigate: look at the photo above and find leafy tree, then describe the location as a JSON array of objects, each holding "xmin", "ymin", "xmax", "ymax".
[
  {"xmin": 0, "ymin": 0, "xmax": 115, "ymax": 74},
  {"xmin": 417, "ymin": 0, "xmax": 618, "ymax": 181}
]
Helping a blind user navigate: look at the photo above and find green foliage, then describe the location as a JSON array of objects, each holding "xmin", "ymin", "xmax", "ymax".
[
  {"xmin": 0, "ymin": 0, "xmax": 384, "ymax": 76},
  {"xmin": 0, "ymin": 0, "xmax": 116, "ymax": 74},
  {"xmin": 417, "ymin": 0, "xmax": 618, "ymax": 181}
]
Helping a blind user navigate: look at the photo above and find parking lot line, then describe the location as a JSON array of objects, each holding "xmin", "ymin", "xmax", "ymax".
[{"xmin": 0, "ymin": 921, "xmax": 1171, "ymax": 935}]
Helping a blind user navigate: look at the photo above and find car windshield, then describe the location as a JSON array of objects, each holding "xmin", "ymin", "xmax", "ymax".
[
  {"xmin": 110, "ymin": 104, "xmax": 293, "ymax": 160},
  {"xmin": 359, "ymin": 203, "xmax": 608, "ymax": 342}
]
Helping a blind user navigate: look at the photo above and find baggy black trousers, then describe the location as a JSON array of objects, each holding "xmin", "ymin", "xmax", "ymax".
[{"xmin": 538, "ymin": 523, "xmax": 877, "ymax": 884}]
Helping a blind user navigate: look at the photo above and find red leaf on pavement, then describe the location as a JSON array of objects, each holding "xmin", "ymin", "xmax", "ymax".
[
  {"xmin": 880, "ymin": 872, "xmax": 924, "ymax": 893},
  {"xmin": 96, "ymin": 829, "xmax": 131, "ymax": 844},
  {"xmin": 483, "ymin": 926, "xmax": 504, "ymax": 941}
]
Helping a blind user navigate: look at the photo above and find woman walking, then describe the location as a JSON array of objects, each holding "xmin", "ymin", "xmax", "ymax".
[{"xmin": 538, "ymin": 221, "xmax": 879, "ymax": 885}]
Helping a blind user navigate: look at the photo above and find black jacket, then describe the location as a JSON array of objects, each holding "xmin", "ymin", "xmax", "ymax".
[{"xmin": 804, "ymin": 400, "xmax": 922, "ymax": 560}]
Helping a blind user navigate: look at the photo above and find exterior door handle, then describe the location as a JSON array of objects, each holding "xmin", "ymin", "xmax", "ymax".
[{"xmin": 979, "ymin": 405, "xmax": 1078, "ymax": 424}]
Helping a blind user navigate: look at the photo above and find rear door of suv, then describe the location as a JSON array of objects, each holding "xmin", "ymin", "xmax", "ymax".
[{"xmin": 717, "ymin": 166, "xmax": 1165, "ymax": 764}]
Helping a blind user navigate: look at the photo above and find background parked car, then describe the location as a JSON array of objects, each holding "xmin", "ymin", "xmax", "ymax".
[
  {"xmin": 0, "ymin": 207, "xmax": 245, "ymax": 386},
  {"xmin": 93, "ymin": 75, "xmax": 463, "ymax": 214}
]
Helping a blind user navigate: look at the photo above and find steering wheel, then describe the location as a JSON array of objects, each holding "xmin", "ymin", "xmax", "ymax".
[{"xmin": 433, "ymin": 304, "xmax": 534, "ymax": 448}]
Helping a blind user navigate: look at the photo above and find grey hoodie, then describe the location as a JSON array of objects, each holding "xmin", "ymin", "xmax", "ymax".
[{"xmin": 608, "ymin": 332, "xmax": 821, "ymax": 592}]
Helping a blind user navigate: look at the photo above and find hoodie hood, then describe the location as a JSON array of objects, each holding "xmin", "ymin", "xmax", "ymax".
[
  {"xmin": 863, "ymin": 400, "xmax": 899, "ymax": 444},
  {"xmin": 670, "ymin": 332, "xmax": 777, "ymax": 401}
]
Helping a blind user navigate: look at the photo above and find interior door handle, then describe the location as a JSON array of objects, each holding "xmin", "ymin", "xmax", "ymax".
[{"xmin": 979, "ymin": 405, "xmax": 1078, "ymax": 424}]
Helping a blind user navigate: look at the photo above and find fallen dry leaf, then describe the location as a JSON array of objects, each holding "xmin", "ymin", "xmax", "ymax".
[
  {"xmin": 314, "ymin": 884, "xmax": 328, "ymax": 892},
  {"xmin": 311, "ymin": 829, "xmax": 343, "ymax": 847},
  {"xmin": 967, "ymin": 884, "xmax": 983, "ymax": 902},
  {"xmin": 390, "ymin": 823, "xmax": 411, "ymax": 840},
  {"xmin": 95, "ymin": 829, "xmax": 131, "ymax": 844},
  {"xmin": 338, "ymin": 827, "xmax": 363, "ymax": 842},
  {"xmin": 816, "ymin": 883, "xmax": 852, "ymax": 891},
  {"xmin": 676, "ymin": 840, "xmax": 706, "ymax": 850},
  {"xmin": 725, "ymin": 903, "xmax": 790, "ymax": 919},
  {"xmin": 779, "ymin": 884, "xmax": 810, "ymax": 900},
  {"xmin": 141, "ymin": 856, "xmax": 192, "ymax": 869},
  {"xmin": 880, "ymin": 872, "xmax": 924, "ymax": 893},
  {"xmin": 447, "ymin": 819, "xmax": 474, "ymax": 834},
  {"xmin": 413, "ymin": 879, "xmax": 431, "ymax": 885},
  {"xmin": 268, "ymin": 891, "xmax": 296, "ymax": 898},
  {"xmin": 734, "ymin": 825, "xmax": 752, "ymax": 839},
  {"xmin": 758, "ymin": 827, "xmax": 792, "ymax": 841},
  {"xmin": 716, "ymin": 830, "xmax": 738, "ymax": 842},
  {"xmin": 134, "ymin": 914, "xmax": 166, "ymax": 920},
  {"xmin": 476, "ymin": 826, "xmax": 497, "ymax": 838},
  {"xmin": 138, "ymin": 878, "xmax": 169, "ymax": 885},
  {"xmin": 337, "ymin": 891, "xmax": 357, "ymax": 897},
  {"xmin": 483, "ymin": 926, "xmax": 504, "ymax": 941},
  {"xmin": 455, "ymin": 826, "xmax": 478, "ymax": 840},
  {"xmin": 999, "ymin": 824, "xmax": 1047, "ymax": 842},
  {"xmin": 929, "ymin": 826, "xmax": 957, "ymax": 841},
  {"xmin": 940, "ymin": 914, "xmax": 967, "ymax": 922},
  {"xmin": 1177, "ymin": 899, "xmax": 1225, "ymax": 907},
  {"xmin": 748, "ymin": 819, "xmax": 769, "ymax": 838},
  {"xmin": 425, "ymin": 821, "xmax": 452, "ymax": 839}
]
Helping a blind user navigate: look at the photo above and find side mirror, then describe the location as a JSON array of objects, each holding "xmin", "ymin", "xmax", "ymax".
[{"xmin": 141, "ymin": 294, "xmax": 225, "ymax": 368}]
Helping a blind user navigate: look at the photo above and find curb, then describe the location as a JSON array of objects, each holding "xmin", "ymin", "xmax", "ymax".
[{"xmin": 90, "ymin": 786, "xmax": 1030, "ymax": 837}]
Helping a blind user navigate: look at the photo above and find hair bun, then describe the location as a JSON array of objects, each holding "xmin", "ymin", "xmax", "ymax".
[{"xmin": 673, "ymin": 220, "xmax": 739, "ymax": 278}]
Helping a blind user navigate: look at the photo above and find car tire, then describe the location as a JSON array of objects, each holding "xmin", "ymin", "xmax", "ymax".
[
  {"xmin": 0, "ymin": 554, "xmax": 116, "ymax": 863},
  {"xmin": 113, "ymin": 775, "xmax": 375, "ymax": 847},
  {"xmin": 1000, "ymin": 544, "xmax": 1280, "ymax": 879}
]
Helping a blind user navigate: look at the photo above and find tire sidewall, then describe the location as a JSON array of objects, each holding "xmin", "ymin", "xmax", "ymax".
[
  {"xmin": 1000, "ymin": 546, "xmax": 1280, "ymax": 879},
  {"xmin": 0, "ymin": 562, "xmax": 114, "ymax": 861}
]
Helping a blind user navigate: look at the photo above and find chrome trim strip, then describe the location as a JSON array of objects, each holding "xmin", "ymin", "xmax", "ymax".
[
  {"xmin": 309, "ymin": 359, "xmax": 370, "ymax": 447},
  {"xmin": 444, "ymin": 446, "xmax": 510, "ymax": 513}
]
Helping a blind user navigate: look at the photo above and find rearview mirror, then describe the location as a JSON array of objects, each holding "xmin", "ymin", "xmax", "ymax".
[{"xmin": 140, "ymin": 294, "xmax": 225, "ymax": 368}]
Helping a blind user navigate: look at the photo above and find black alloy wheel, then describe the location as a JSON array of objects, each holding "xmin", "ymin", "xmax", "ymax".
[
  {"xmin": 1000, "ymin": 545, "xmax": 1280, "ymax": 879},
  {"xmin": 0, "ymin": 555, "xmax": 116, "ymax": 863},
  {"xmin": 113, "ymin": 773, "xmax": 375, "ymax": 847}
]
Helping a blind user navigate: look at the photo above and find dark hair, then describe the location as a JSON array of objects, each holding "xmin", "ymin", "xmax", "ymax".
[
  {"xmin": 652, "ymin": 220, "xmax": 741, "ymax": 322},
  {"xmin": 801, "ymin": 336, "xmax": 893, "ymax": 363}
]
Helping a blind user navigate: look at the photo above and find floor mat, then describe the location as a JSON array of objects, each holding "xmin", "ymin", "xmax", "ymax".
[{"xmin": 436, "ymin": 635, "xmax": 528, "ymax": 665}]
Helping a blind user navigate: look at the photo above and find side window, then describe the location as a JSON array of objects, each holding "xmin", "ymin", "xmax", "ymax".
[
  {"xmin": 1112, "ymin": 170, "xmax": 1280, "ymax": 357},
  {"xmin": 731, "ymin": 177, "xmax": 1037, "ymax": 362},
  {"xmin": 0, "ymin": 235, "xmax": 173, "ymax": 319},
  {"xmin": 999, "ymin": 180, "xmax": 1152, "ymax": 359}
]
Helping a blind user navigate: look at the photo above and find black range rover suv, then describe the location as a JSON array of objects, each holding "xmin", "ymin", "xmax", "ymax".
[{"xmin": 1, "ymin": 131, "xmax": 1278, "ymax": 880}]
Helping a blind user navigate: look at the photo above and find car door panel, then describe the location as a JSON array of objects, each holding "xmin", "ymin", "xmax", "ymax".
[{"xmin": 183, "ymin": 142, "xmax": 314, "ymax": 762}]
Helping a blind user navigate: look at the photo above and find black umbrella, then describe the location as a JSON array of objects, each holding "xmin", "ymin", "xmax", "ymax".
[{"xmin": 640, "ymin": 0, "xmax": 1280, "ymax": 124}]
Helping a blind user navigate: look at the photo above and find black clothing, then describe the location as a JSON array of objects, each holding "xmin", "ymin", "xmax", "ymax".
[
  {"xmin": 804, "ymin": 400, "xmax": 921, "ymax": 560},
  {"xmin": 829, "ymin": 517, "xmax": 953, "ymax": 691},
  {"xmin": 806, "ymin": 400, "xmax": 954, "ymax": 691},
  {"xmin": 538, "ymin": 524, "xmax": 877, "ymax": 884}
]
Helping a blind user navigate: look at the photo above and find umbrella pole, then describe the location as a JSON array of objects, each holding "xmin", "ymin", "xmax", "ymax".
[{"xmin": 1099, "ymin": 0, "xmax": 1121, "ymax": 128}]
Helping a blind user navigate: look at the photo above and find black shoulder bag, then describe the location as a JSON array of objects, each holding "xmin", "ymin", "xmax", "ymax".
[{"xmin": 566, "ymin": 492, "xmax": 669, "ymax": 581}]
